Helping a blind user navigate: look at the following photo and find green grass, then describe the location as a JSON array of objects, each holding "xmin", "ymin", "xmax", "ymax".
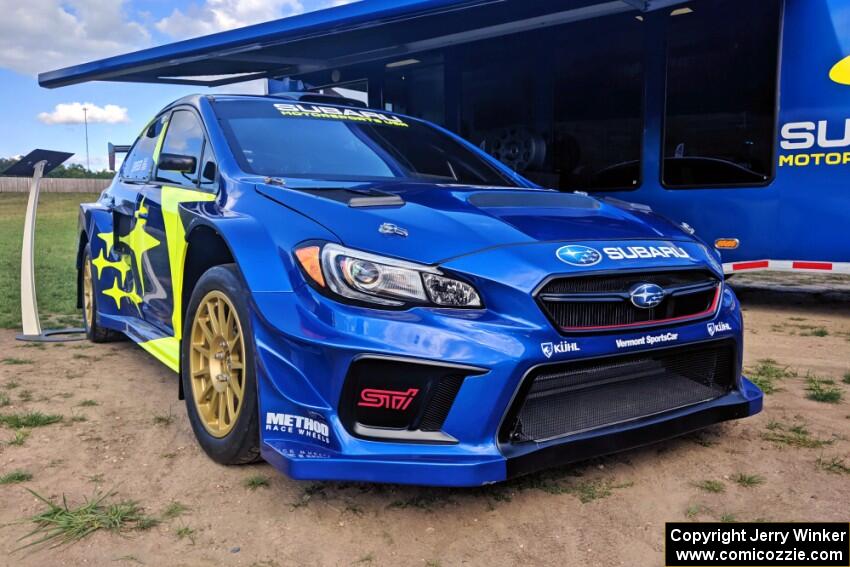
[
  {"xmin": 0, "ymin": 470, "xmax": 33, "ymax": 484},
  {"xmin": 2, "ymin": 358, "xmax": 32, "ymax": 365},
  {"xmin": 16, "ymin": 490, "xmax": 159, "ymax": 550},
  {"xmin": 695, "ymin": 480, "xmax": 725, "ymax": 494},
  {"xmin": 801, "ymin": 327, "xmax": 829, "ymax": 337},
  {"xmin": 762, "ymin": 420, "xmax": 832, "ymax": 449},
  {"xmin": 746, "ymin": 359, "xmax": 796, "ymax": 394},
  {"xmin": 0, "ymin": 193, "xmax": 97, "ymax": 329},
  {"xmin": 568, "ymin": 479, "xmax": 634, "ymax": 503},
  {"xmin": 77, "ymin": 400, "xmax": 98, "ymax": 407},
  {"xmin": 805, "ymin": 376, "xmax": 844, "ymax": 404},
  {"xmin": 243, "ymin": 475, "xmax": 270, "ymax": 490},
  {"xmin": 175, "ymin": 525, "xmax": 196, "ymax": 542},
  {"xmin": 7, "ymin": 430, "xmax": 29, "ymax": 446},
  {"xmin": 162, "ymin": 501, "xmax": 189, "ymax": 520},
  {"xmin": 0, "ymin": 392, "xmax": 9, "ymax": 407},
  {"xmin": 0, "ymin": 411, "xmax": 63, "ymax": 429},
  {"xmin": 842, "ymin": 372, "xmax": 850, "ymax": 385},
  {"xmin": 816, "ymin": 457, "xmax": 850, "ymax": 475},
  {"xmin": 152, "ymin": 409, "xmax": 175, "ymax": 427},
  {"xmin": 732, "ymin": 473, "xmax": 765, "ymax": 488},
  {"xmin": 685, "ymin": 504, "xmax": 708, "ymax": 519}
]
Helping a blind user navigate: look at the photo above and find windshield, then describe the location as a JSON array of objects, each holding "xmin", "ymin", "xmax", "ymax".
[{"xmin": 214, "ymin": 100, "xmax": 519, "ymax": 186}]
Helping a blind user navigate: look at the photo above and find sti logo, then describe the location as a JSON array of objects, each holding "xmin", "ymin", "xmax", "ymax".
[
  {"xmin": 707, "ymin": 321, "xmax": 732, "ymax": 336},
  {"xmin": 358, "ymin": 388, "xmax": 419, "ymax": 411}
]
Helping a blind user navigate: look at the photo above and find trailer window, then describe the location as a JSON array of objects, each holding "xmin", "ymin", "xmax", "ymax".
[
  {"xmin": 552, "ymin": 14, "xmax": 644, "ymax": 191},
  {"xmin": 662, "ymin": 0, "xmax": 781, "ymax": 188},
  {"xmin": 384, "ymin": 61, "xmax": 445, "ymax": 126},
  {"xmin": 457, "ymin": 13, "xmax": 644, "ymax": 191}
]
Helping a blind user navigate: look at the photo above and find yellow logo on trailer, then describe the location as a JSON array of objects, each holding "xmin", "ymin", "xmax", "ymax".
[{"xmin": 830, "ymin": 55, "xmax": 850, "ymax": 85}]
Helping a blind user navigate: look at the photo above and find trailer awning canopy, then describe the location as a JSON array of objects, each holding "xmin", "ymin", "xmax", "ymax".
[{"xmin": 39, "ymin": 0, "xmax": 687, "ymax": 89}]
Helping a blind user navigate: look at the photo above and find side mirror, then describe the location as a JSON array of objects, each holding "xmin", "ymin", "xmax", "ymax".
[
  {"xmin": 158, "ymin": 153, "xmax": 196, "ymax": 173},
  {"xmin": 202, "ymin": 161, "xmax": 217, "ymax": 182}
]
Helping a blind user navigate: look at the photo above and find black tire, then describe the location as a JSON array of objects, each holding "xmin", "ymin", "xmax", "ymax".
[
  {"xmin": 82, "ymin": 244, "xmax": 122, "ymax": 343},
  {"xmin": 181, "ymin": 264, "xmax": 261, "ymax": 465}
]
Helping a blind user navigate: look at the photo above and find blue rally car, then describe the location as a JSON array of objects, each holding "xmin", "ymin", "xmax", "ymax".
[{"xmin": 77, "ymin": 93, "xmax": 763, "ymax": 486}]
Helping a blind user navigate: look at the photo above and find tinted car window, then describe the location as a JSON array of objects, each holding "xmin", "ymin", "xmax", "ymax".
[
  {"xmin": 214, "ymin": 100, "xmax": 518, "ymax": 186},
  {"xmin": 156, "ymin": 110, "xmax": 205, "ymax": 186},
  {"xmin": 122, "ymin": 115, "xmax": 167, "ymax": 182}
]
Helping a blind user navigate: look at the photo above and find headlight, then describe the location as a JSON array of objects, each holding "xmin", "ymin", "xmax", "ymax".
[{"xmin": 294, "ymin": 243, "xmax": 482, "ymax": 308}]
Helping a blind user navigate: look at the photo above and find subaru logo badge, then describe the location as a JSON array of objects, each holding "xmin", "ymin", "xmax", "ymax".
[
  {"xmin": 629, "ymin": 283, "xmax": 665, "ymax": 309},
  {"xmin": 556, "ymin": 245, "xmax": 602, "ymax": 267}
]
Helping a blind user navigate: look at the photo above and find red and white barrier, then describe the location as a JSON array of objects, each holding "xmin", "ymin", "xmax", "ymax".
[{"xmin": 723, "ymin": 260, "xmax": 850, "ymax": 275}]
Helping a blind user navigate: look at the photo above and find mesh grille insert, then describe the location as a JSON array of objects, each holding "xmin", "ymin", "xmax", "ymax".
[
  {"xmin": 501, "ymin": 341, "xmax": 735, "ymax": 444},
  {"xmin": 537, "ymin": 270, "xmax": 720, "ymax": 331}
]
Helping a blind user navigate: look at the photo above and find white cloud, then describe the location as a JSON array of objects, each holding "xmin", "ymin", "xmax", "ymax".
[
  {"xmin": 0, "ymin": 0, "xmax": 150, "ymax": 75},
  {"xmin": 156, "ymin": 0, "xmax": 306, "ymax": 40},
  {"xmin": 37, "ymin": 102, "xmax": 130, "ymax": 125}
]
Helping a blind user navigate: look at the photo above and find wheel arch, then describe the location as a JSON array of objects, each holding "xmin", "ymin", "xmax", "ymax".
[
  {"xmin": 76, "ymin": 230, "xmax": 89, "ymax": 309},
  {"xmin": 179, "ymin": 224, "xmax": 237, "ymax": 399}
]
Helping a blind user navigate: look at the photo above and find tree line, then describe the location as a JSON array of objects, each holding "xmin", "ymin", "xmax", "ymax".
[{"xmin": 0, "ymin": 157, "xmax": 114, "ymax": 179}]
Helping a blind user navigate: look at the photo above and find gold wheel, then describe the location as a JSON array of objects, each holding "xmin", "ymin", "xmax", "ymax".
[
  {"xmin": 83, "ymin": 257, "xmax": 94, "ymax": 328},
  {"xmin": 189, "ymin": 290, "xmax": 247, "ymax": 438}
]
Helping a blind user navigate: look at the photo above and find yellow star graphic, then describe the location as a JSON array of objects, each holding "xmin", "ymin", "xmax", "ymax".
[
  {"xmin": 102, "ymin": 279, "xmax": 127, "ymax": 310},
  {"xmin": 127, "ymin": 282, "xmax": 143, "ymax": 315},
  {"xmin": 91, "ymin": 249, "xmax": 110, "ymax": 279},
  {"xmin": 92, "ymin": 249, "xmax": 133, "ymax": 285},
  {"xmin": 97, "ymin": 231, "xmax": 115, "ymax": 256},
  {"xmin": 119, "ymin": 198, "xmax": 160, "ymax": 293}
]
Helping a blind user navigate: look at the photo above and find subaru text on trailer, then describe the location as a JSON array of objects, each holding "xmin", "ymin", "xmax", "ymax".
[{"xmin": 77, "ymin": 94, "xmax": 762, "ymax": 486}]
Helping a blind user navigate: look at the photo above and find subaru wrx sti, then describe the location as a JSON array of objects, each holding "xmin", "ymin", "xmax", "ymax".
[{"xmin": 77, "ymin": 94, "xmax": 762, "ymax": 486}]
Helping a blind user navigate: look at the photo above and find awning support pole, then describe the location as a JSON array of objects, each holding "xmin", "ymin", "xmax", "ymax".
[{"xmin": 16, "ymin": 161, "xmax": 85, "ymax": 342}]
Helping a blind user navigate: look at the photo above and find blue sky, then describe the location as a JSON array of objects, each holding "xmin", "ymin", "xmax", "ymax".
[{"xmin": 0, "ymin": 0, "xmax": 354, "ymax": 170}]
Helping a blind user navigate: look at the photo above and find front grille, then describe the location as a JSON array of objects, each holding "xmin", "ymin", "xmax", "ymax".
[
  {"xmin": 537, "ymin": 269, "xmax": 720, "ymax": 331},
  {"xmin": 500, "ymin": 341, "xmax": 735, "ymax": 444}
]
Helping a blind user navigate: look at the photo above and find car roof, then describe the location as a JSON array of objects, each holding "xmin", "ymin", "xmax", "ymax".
[{"xmin": 163, "ymin": 93, "xmax": 388, "ymax": 117}]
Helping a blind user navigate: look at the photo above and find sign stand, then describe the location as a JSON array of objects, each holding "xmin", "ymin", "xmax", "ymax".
[{"xmin": 3, "ymin": 149, "xmax": 86, "ymax": 342}]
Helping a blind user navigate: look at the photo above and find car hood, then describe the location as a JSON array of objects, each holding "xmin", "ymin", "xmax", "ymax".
[{"xmin": 255, "ymin": 179, "xmax": 694, "ymax": 264}]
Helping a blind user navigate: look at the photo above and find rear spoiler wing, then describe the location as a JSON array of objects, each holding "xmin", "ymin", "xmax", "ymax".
[{"xmin": 108, "ymin": 143, "xmax": 131, "ymax": 171}]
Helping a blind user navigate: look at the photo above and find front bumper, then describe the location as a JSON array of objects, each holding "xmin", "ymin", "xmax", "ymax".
[
  {"xmin": 260, "ymin": 379, "xmax": 761, "ymax": 486},
  {"xmin": 251, "ymin": 282, "xmax": 762, "ymax": 487}
]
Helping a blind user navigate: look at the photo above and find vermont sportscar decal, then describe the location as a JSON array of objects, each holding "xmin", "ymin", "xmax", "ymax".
[{"xmin": 615, "ymin": 332, "xmax": 678, "ymax": 349}]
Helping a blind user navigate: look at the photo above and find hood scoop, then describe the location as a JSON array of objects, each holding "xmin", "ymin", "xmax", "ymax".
[
  {"xmin": 468, "ymin": 190, "xmax": 600, "ymax": 210},
  {"xmin": 297, "ymin": 187, "xmax": 405, "ymax": 208}
]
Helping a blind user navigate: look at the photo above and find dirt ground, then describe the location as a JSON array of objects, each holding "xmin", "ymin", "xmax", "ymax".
[{"xmin": 1, "ymin": 294, "xmax": 848, "ymax": 567}]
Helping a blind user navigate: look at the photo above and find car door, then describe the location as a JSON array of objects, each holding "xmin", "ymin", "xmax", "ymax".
[
  {"xmin": 96, "ymin": 115, "xmax": 167, "ymax": 324},
  {"xmin": 140, "ymin": 107, "xmax": 217, "ymax": 340}
]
